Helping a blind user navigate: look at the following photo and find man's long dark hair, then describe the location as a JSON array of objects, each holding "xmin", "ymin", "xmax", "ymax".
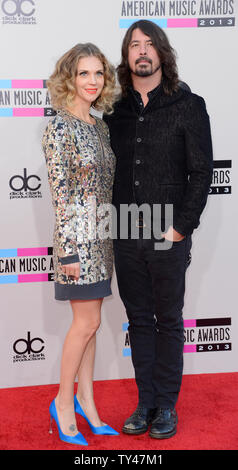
[{"xmin": 117, "ymin": 20, "xmax": 179, "ymax": 96}]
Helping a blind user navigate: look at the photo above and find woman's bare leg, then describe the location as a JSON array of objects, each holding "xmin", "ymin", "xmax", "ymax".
[
  {"xmin": 76, "ymin": 332, "xmax": 105, "ymax": 427},
  {"xmin": 55, "ymin": 298, "xmax": 102, "ymax": 435}
]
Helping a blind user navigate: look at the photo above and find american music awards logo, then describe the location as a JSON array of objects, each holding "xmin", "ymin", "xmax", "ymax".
[
  {"xmin": 210, "ymin": 160, "xmax": 232, "ymax": 195},
  {"xmin": 0, "ymin": 247, "xmax": 54, "ymax": 284},
  {"xmin": 1, "ymin": 0, "xmax": 37, "ymax": 25},
  {"xmin": 123, "ymin": 317, "xmax": 232, "ymax": 355},
  {"xmin": 0, "ymin": 79, "xmax": 55, "ymax": 117},
  {"xmin": 119, "ymin": 0, "xmax": 236, "ymax": 29}
]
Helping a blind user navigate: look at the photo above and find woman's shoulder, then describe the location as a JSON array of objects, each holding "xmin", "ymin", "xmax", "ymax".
[
  {"xmin": 94, "ymin": 115, "xmax": 110, "ymax": 136},
  {"xmin": 43, "ymin": 111, "xmax": 71, "ymax": 139},
  {"xmin": 42, "ymin": 112, "xmax": 75, "ymax": 154}
]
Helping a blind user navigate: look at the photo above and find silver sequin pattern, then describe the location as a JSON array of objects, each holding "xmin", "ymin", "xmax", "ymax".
[{"xmin": 42, "ymin": 109, "xmax": 116, "ymax": 286}]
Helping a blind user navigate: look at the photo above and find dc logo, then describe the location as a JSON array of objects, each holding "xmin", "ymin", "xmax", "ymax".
[
  {"xmin": 9, "ymin": 168, "xmax": 41, "ymax": 191},
  {"xmin": 1, "ymin": 0, "xmax": 35, "ymax": 17},
  {"xmin": 13, "ymin": 331, "xmax": 44, "ymax": 355}
]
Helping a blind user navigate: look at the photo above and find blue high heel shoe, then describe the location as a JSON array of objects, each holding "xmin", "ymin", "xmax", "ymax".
[
  {"xmin": 49, "ymin": 399, "xmax": 88, "ymax": 445},
  {"xmin": 74, "ymin": 395, "xmax": 119, "ymax": 436}
]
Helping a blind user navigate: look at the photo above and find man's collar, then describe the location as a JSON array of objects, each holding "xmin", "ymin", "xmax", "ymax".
[
  {"xmin": 147, "ymin": 83, "xmax": 162, "ymax": 99},
  {"xmin": 129, "ymin": 82, "xmax": 163, "ymax": 101}
]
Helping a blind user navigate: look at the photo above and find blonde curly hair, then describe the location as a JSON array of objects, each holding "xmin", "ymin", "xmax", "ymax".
[{"xmin": 47, "ymin": 43, "xmax": 116, "ymax": 114}]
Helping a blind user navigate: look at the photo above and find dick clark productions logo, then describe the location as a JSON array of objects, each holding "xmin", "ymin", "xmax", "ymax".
[
  {"xmin": 9, "ymin": 168, "xmax": 42, "ymax": 199},
  {"xmin": 1, "ymin": 0, "xmax": 37, "ymax": 24},
  {"xmin": 13, "ymin": 331, "xmax": 45, "ymax": 363}
]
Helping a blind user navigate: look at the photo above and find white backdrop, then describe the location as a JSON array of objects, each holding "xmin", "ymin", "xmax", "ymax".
[{"xmin": 0, "ymin": 0, "xmax": 237, "ymax": 388}]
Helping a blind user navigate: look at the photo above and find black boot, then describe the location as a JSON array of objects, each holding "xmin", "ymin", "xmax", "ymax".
[
  {"xmin": 149, "ymin": 408, "xmax": 178, "ymax": 439},
  {"xmin": 122, "ymin": 405, "xmax": 157, "ymax": 435}
]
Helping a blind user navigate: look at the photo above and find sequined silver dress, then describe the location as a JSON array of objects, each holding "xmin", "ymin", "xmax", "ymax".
[{"xmin": 42, "ymin": 109, "xmax": 116, "ymax": 300}]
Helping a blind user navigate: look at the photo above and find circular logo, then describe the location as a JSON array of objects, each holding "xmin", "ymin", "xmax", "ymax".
[
  {"xmin": 13, "ymin": 331, "xmax": 44, "ymax": 355},
  {"xmin": 2, "ymin": 0, "xmax": 35, "ymax": 17},
  {"xmin": 9, "ymin": 168, "xmax": 41, "ymax": 191}
]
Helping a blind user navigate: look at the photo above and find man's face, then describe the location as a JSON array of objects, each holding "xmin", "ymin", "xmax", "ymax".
[{"xmin": 128, "ymin": 28, "xmax": 161, "ymax": 77}]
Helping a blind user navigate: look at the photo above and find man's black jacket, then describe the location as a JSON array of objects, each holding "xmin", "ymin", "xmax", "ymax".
[{"xmin": 104, "ymin": 86, "xmax": 213, "ymax": 236}]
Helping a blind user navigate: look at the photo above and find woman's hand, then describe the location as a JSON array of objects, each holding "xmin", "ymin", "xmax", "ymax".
[{"xmin": 61, "ymin": 262, "xmax": 80, "ymax": 281}]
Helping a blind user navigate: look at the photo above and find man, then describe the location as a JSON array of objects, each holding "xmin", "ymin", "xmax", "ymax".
[{"xmin": 104, "ymin": 20, "xmax": 213, "ymax": 439}]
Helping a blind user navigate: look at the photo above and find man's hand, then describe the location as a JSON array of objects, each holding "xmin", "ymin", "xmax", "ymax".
[
  {"xmin": 162, "ymin": 226, "xmax": 185, "ymax": 242},
  {"xmin": 61, "ymin": 262, "xmax": 80, "ymax": 281}
]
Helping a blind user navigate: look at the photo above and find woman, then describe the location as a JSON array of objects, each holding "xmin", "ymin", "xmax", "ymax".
[{"xmin": 42, "ymin": 43, "xmax": 118, "ymax": 445}]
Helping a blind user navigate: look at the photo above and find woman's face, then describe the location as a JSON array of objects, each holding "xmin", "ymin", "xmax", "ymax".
[{"xmin": 74, "ymin": 55, "xmax": 105, "ymax": 106}]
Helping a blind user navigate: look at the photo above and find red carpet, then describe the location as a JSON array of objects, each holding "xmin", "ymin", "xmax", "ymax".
[{"xmin": 0, "ymin": 373, "xmax": 237, "ymax": 451}]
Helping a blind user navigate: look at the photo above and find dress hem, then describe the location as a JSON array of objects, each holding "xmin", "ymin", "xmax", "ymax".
[{"xmin": 54, "ymin": 278, "xmax": 112, "ymax": 301}]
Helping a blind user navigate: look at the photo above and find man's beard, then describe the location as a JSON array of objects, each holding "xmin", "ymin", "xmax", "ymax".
[
  {"xmin": 132, "ymin": 58, "xmax": 161, "ymax": 77},
  {"xmin": 134, "ymin": 65, "xmax": 153, "ymax": 77}
]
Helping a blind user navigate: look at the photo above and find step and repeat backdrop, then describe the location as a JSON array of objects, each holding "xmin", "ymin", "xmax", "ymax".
[{"xmin": 0, "ymin": 0, "xmax": 237, "ymax": 388}]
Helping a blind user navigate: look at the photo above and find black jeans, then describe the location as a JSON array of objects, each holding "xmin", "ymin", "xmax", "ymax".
[{"xmin": 113, "ymin": 235, "xmax": 192, "ymax": 409}]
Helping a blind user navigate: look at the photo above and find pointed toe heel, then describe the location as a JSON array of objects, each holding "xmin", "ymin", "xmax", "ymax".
[
  {"xmin": 74, "ymin": 395, "xmax": 119, "ymax": 436},
  {"xmin": 49, "ymin": 399, "xmax": 88, "ymax": 445}
]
